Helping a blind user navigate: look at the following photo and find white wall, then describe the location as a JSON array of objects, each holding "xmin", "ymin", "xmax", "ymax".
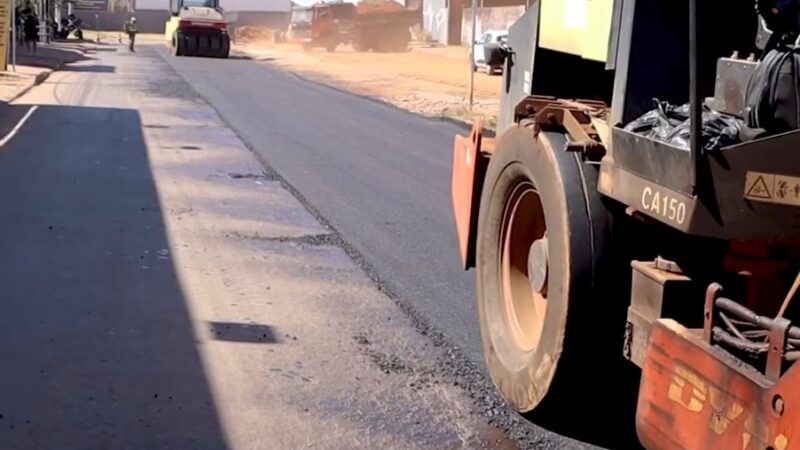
[
  {"xmin": 135, "ymin": 0, "xmax": 166, "ymax": 10},
  {"xmin": 221, "ymin": 0, "xmax": 290, "ymax": 12},
  {"xmin": 134, "ymin": 0, "xmax": 290, "ymax": 12}
]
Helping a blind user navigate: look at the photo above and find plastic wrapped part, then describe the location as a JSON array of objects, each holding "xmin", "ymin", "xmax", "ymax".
[
  {"xmin": 623, "ymin": 99, "xmax": 743, "ymax": 151},
  {"xmin": 745, "ymin": 47, "xmax": 800, "ymax": 132},
  {"xmin": 666, "ymin": 109, "xmax": 743, "ymax": 151}
]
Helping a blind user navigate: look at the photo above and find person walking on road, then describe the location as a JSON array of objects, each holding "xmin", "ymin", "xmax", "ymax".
[
  {"xmin": 123, "ymin": 17, "xmax": 137, "ymax": 52},
  {"xmin": 23, "ymin": 10, "xmax": 38, "ymax": 53}
]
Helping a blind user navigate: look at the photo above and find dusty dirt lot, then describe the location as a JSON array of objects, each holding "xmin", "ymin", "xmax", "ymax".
[{"xmin": 234, "ymin": 39, "xmax": 503, "ymax": 128}]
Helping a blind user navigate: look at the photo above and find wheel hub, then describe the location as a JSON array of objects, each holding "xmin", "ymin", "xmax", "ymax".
[
  {"xmin": 500, "ymin": 182, "xmax": 548, "ymax": 354},
  {"xmin": 528, "ymin": 237, "xmax": 549, "ymax": 295}
]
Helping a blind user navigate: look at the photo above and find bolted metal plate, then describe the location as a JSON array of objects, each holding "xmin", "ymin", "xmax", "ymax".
[{"xmin": 712, "ymin": 56, "xmax": 757, "ymax": 118}]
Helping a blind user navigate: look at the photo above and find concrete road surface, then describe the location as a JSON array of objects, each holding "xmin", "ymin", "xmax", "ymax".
[{"xmin": 0, "ymin": 45, "xmax": 530, "ymax": 449}]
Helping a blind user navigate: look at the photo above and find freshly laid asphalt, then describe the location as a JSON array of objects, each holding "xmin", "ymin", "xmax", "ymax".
[
  {"xmin": 156, "ymin": 47, "xmax": 484, "ymax": 362},
  {"xmin": 0, "ymin": 41, "xmax": 606, "ymax": 449}
]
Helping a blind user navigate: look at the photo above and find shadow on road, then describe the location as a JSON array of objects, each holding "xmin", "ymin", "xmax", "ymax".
[
  {"xmin": 0, "ymin": 104, "xmax": 229, "ymax": 450},
  {"xmin": 16, "ymin": 45, "xmax": 91, "ymax": 69}
]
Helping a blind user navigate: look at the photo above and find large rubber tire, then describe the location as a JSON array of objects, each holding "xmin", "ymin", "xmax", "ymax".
[
  {"xmin": 184, "ymin": 33, "xmax": 197, "ymax": 56},
  {"xmin": 475, "ymin": 125, "xmax": 637, "ymax": 447},
  {"xmin": 218, "ymin": 34, "xmax": 230, "ymax": 58},
  {"xmin": 172, "ymin": 32, "xmax": 183, "ymax": 57}
]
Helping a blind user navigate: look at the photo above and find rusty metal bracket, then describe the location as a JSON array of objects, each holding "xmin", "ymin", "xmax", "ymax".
[
  {"xmin": 704, "ymin": 283, "xmax": 723, "ymax": 343},
  {"xmin": 623, "ymin": 321, "xmax": 633, "ymax": 361},
  {"xmin": 514, "ymin": 96, "xmax": 607, "ymax": 122},
  {"xmin": 529, "ymin": 105, "xmax": 606, "ymax": 161},
  {"xmin": 767, "ymin": 317, "xmax": 791, "ymax": 381},
  {"xmin": 512, "ymin": 96, "xmax": 608, "ymax": 161}
]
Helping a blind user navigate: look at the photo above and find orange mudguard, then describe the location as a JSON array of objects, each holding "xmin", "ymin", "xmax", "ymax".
[{"xmin": 451, "ymin": 121, "xmax": 491, "ymax": 270}]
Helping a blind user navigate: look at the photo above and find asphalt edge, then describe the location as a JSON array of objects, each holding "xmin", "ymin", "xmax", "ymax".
[
  {"xmin": 290, "ymin": 69, "xmax": 498, "ymax": 137},
  {"xmin": 238, "ymin": 50, "xmax": 498, "ymax": 138},
  {"xmin": 154, "ymin": 47, "xmax": 592, "ymax": 450}
]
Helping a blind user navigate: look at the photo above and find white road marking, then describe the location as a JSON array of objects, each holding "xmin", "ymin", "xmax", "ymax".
[{"xmin": 0, "ymin": 105, "xmax": 38, "ymax": 148}]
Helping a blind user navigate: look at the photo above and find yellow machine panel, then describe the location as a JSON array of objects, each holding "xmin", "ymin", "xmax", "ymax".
[
  {"xmin": 165, "ymin": 16, "xmax": 180, "ymax": 43},
  {"xmin": 538, "ymin": 0, "xmax": 614, "ymax": 63}
]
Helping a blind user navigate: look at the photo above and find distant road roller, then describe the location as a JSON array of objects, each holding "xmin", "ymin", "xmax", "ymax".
[{"xmin": 165, "ymin": 0, "xmax": 230, "ymax": 58}]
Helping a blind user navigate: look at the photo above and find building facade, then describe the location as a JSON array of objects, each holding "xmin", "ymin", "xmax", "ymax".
[
  {"xmin": 445, "ymin": 0, "xmax": 527, "ymax": 45},
  {"xmin": 70, "ymin": 0, "xmax": 290, "ymax": 34},
  {"xmin": 421, "ymin": 0, "xmax": 447, "ymax": 43}
]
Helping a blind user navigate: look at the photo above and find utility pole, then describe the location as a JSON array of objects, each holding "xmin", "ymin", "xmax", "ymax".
[
  {"xmin": 467, "ymin": 0, "xmax": 477, "ymax": 111},
  {"xmin": 11, "ymin": 2, "xmax": 15, "ymax": 71},
  {"xmin": 38, "ymin": 0, "xmax": 46, "ymax": 43}
]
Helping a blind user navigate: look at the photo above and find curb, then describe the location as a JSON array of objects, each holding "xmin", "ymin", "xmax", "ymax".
[
  {"xmin": 7, "ymin": 69, "xmax": 53, "ymax": 103},
  {"xmin": 285, "ymin": 68, "xmax": 499, "ymax": 137},
  {"xmin": 439, "ymin": 114, "xmax": 496, "ymax": 138},
  {"xmin": 233, "ymin": 46, "xmax": 499, "ymax": 138}
]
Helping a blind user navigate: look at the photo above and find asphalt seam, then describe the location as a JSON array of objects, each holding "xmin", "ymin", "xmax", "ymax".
[
  {"xmin": 154, "ymin": 47, "xmax": 584, "ymax": 450},
  {"xmin": 238, "ymin": 50, "xmax": 497, "ymax": 138}
]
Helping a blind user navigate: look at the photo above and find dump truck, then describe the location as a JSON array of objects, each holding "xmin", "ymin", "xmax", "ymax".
[
  {"xmin": 296, "ymin": 0, "xmax": 421, "ymax": 52},
  {"xmin": 451, "ymin": 0, "xmax": 800, "ymax": 448},
  {"xmin": 287, "ymin": 5, "xmax": 312, "ymax": 44},
  {"xmin": 165, "ymin": 0, "xmax": 230, "ymax": 58}
]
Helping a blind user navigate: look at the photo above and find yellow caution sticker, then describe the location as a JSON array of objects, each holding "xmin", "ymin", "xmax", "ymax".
[{"xmin": 744, "ymin": 171, "xmax": 800, "ymax": 206}]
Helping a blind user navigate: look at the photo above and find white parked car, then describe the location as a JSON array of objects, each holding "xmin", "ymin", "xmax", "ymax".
[{"xmin": 473, "ymin": 29, "xmax": 508, "ymax": 75}]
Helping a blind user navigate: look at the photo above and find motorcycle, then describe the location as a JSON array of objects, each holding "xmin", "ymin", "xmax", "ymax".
[{"xmin": 58, "ymin": 15, "xmax": 83, "ymax": 40}]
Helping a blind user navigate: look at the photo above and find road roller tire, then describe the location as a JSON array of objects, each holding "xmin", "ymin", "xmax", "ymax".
[
  {"xmin": 218, "ymin": 34, "xmax": 230, "ymax": 58},
  {"xmin": 475, "ymin": 125, "xmax": 638, "ymax": 446},
  {"xmin": 183, "ymin": 33, "xmax": 197, "ymax": 56},
  {"xmin": 172, "ymin": 32, "xmax": 184, "ymax": 57}
]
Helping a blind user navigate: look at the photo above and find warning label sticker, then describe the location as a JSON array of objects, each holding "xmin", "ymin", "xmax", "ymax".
[{"xmin": 744, "ymin": 171, "xmax": 800, "ymax": 206}]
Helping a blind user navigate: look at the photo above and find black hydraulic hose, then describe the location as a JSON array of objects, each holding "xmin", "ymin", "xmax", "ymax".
[
  {"xmin": 713, "ymin": 327, "xmax": 767, "ymax": 354},
  {"xmin": 716, "ymin": 297, "xmax": 800, "ymax": 340}
]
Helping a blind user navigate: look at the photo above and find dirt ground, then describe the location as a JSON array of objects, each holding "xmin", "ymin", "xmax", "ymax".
[{"xmin": 234, "ymin": 38, "xmax": 503, "ymax": 129}]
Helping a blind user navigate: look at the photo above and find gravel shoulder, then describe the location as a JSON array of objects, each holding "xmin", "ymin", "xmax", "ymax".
[{"xmin": 235, "ymin": 41, "xmax": 502, "ymax": 129}]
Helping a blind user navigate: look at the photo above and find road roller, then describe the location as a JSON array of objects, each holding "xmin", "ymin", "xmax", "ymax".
[
  {"xmin": 451, "ymin": 0, "xmax": 800, "ymax": 448},
  {"xmin": 165, "ymin": 0, "xmax": 230, "ymax": 58}
]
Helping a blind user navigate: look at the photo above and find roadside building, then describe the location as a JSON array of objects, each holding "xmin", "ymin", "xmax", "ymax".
[
  {"xmin": 421, "ymin": 0, "xmax": 447, "ymax": 43},
  {"xmin": 68, "ymin": 0, "xmax": 291, "ymax": 34},
  {"xmin": 421, "ymin": 0, "xmax": 527, "ymax": 45}
]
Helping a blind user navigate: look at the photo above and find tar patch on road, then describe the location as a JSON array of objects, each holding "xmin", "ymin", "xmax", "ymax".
[{"xmin": 207, "ymin": 321, "xmax": 280, "ymax": 344}]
